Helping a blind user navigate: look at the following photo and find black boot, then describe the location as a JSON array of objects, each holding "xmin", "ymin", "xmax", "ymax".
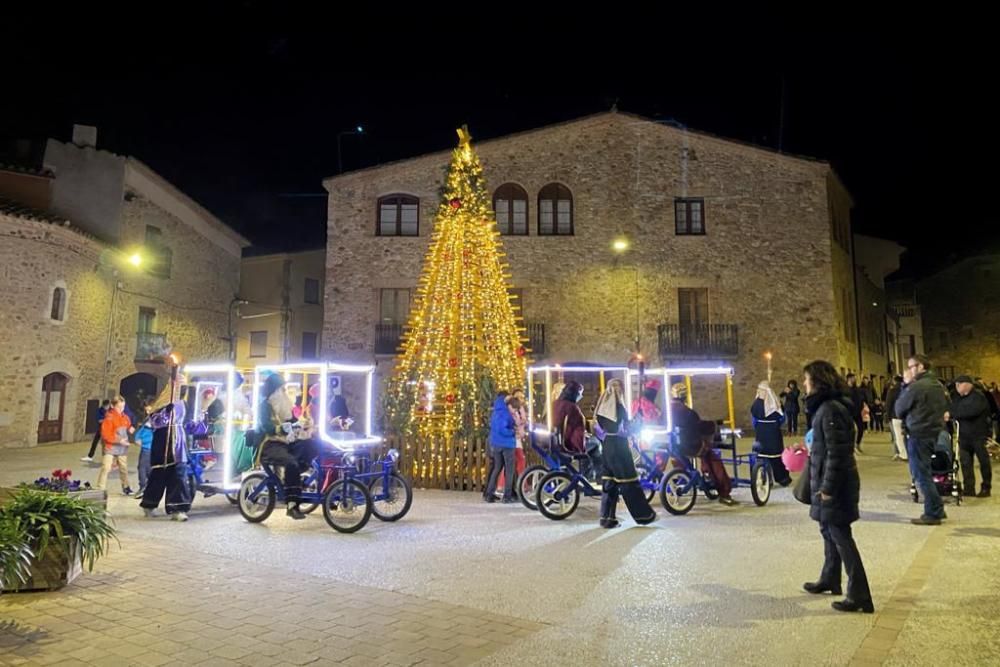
[
  {"xmin": 803, "ymin": 581, "xmax": 843, "ymax": 595},
  {"xmin": 832, "ymin": 599, "xmax": 874, "ymax": 613}
]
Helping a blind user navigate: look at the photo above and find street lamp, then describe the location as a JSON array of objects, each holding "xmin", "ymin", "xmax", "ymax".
[
  {"xmin": 337, "ymin": 125, "xmax": 365, "ymax": 174},
  {"xmin": 99, "ymin": 248, "xmax": 145, "ymax": 398},
  {"xmin": 612, "ymin": 237, "xmax": 640, "ymax": 355}
]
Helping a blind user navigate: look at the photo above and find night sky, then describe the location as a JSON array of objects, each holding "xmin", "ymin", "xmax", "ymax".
[{"xmin": 4, "ymin": 8, "xmax": 992, "ymax": 275}]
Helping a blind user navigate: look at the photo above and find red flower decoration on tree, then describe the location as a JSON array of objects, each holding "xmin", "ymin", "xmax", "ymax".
[
  {"xmin": 516, "ymin": 346, "xmax": 526, "ymax": 358},
  {"xmin": 449, "ymin": 198, "xmax": 462, "ymax": 209}
]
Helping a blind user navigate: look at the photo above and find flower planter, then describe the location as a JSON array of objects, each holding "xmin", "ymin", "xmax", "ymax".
[
  {"xmin": 2, "ymin": 536, "xmax": 83, "ymax": 592},
  {"xmin": 0, "ymin": 487, "xmax": 109, "ymax": 593}
]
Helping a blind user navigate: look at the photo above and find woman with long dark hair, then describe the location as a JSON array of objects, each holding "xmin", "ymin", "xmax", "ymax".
[{"xmin": 802, "ymin": 360, "xmax": 873, "ymax": 613}]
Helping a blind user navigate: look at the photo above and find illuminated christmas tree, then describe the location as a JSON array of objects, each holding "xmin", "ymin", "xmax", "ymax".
[{"xmin": 386, "ymin": 127, "xmax": 527, "ymax": 481}]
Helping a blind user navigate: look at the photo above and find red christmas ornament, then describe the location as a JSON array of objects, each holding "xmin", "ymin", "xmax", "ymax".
[
  {"xmin": 446, "ymin": 393, "xmax": 456, "ymax": 404},
  {"xmin": 449, "ymin": 357, "xmax": 458, "ymax": 367},
  {"xmin": 516, "ymin": 346, "xmax": 526, "ymax": 358},
  {"xmin": 450, "ymin": 198, "xmax": 462, "ymax": 209}
]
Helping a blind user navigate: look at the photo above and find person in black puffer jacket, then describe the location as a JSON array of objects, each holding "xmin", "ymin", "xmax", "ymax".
[{"xmin": 802, "ymin": 360, "xmax": 873, "ymax": 614}]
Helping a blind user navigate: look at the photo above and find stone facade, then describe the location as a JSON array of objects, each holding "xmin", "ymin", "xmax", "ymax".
[
  {"xmin": 852, "ymin": 234, "xmax": 905, "ymax": 384},
  {"xmin": 236, "ymin": 249, "xmax": 326, "ymax": 366},
  {"xmin": 916, "ymin": 254, "xmax": 1000, "ymax": 383},
  {"xmin": 0, "ymin": 146, "xmax": 246, "ymax": 448},
  {"xmin": 323, "ymin": 113, "xmax": 859, "ymax": 425}
]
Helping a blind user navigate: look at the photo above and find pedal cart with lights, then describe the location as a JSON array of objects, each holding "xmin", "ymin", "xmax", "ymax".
[
  {"xmin": 236, "ymin": 362, "xmax": 404, "ymax": 532},
  {"xmin": 654, "ymin": 366, "xmax": 774, "ymax": 514},
  {"xmin": 523, "ymin": 363, "xmax": 638, "ymax": 519},
  {"xmin": 179, "ymin": 363, "xmax": 256, "ymax": 505}
]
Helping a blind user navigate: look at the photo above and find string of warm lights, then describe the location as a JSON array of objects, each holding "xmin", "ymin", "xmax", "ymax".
[{"xmin": 388, "ymin": 127, "xmax": 528, "ymax": 481}]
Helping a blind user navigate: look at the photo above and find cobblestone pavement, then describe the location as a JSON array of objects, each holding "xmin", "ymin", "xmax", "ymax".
[{"xmin": 1, "ymin": 432, "xmax": 997, "ymax": 666}]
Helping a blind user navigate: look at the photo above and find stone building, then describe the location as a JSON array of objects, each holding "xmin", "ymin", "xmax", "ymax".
[
  {"xmin": 0, "ymin": 126, "xmax": 247, "ymax": 448},
  {"xmin": 912, "ymin": 252, "xmax": 1000, "ymax": 383},
  {"xmin": 852, "ymin": 233, "xmax": 905, "ymax": 391},
  {"xmin": 235, "ymin": 249, "xmax": 326, "ymax": 366},
  {"xmin": 322, "ymin": 112, "xmax": 861, "ymax": 423}
]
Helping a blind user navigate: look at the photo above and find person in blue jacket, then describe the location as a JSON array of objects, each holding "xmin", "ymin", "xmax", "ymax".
[
  {"xmin": 134, "ymin": 401, "xmax": 155, "ymax": 496},
  {"xmin": 483, "ymin": 391, "xmax": 517, "ymax": 503}
]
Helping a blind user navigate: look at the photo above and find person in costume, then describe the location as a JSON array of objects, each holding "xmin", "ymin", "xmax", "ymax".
[
  {"xmin": 751, "ymin": 380, "xmax": 791, "ymax": 486},
  {"xmin": 697, "ymin": 419, "xmax": 738, "ymax": 506},
  {"xmin": 631, "ymin": 379, "xmax": 663, "ymax": 423},
  {"xmin": 594, "ymin": 380, "xmax": 656, "ymax": 528},
  {"xmin": 257, "ymin": 372, "xmax": 320, "ymax": 520},
  {"xmin": 139, "ymin": 401, "xmax": 192, "ymax": 521}
]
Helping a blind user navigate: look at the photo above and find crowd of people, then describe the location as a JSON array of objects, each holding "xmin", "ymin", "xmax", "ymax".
[
  {"xmin": 72, "ymin": 349, "xmax": 994, "ymax": 618},
  {"xmin": 77, "ymin": 371, "xmax": 359, "ymax": 523}
]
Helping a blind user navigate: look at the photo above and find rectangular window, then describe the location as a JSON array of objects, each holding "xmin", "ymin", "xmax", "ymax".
[
  {"xmin": 137, "ymin": 307, "xmax": 156, "ymax": 333},
  {"xmin": 249, "ymin": 331, "xmax": 267, "ymax": 358},
  {"xmin": 938, "ymin": 330, "xmax": 950, "ymax": 349},
  {"xmin": 301, "ymin": 332, "xmax": 318, "ymax": 359},
  {"xmin": 145, "ymin": 225, "xmax": 172, "ymax": 278},
  {"xmin": 675, "ymin": 198, "xmax": 706, "ymax": 235},
  {"xmin": 379, "ymin": 289, "xmax": 410, "ymax": 324},
  {"xmin": 304, "ymin": 278, "xmax": 320, "ymax": 305},
  {"xmin": 678, "ymin": 288, "xmax": 709, "ymax": 329}
]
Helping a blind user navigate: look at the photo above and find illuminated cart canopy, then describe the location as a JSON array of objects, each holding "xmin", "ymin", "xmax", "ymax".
[
  {"xmin": 251, "ymin": 361, "xmax": 381, "ymax": 451},
  {"xmin": 526, "ymin": 364, "xmax": 631, "ymax": 434},
  {"xmin": 181, "ymin": 363, "xmax": 249, "ymax": 492},
  {"xmin": 630, "ymin": 366, "xmax": 737, "ymax": 437}
]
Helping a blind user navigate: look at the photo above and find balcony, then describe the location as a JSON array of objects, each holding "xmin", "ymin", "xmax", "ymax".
[
  {"xmin": 657, "ymin": 323, "xmax": 739, "ymax": 359},
  {"xmin": 525, "ymin": 322, "xmax": 546, "ymax": 356},
  {"xmin": 374, "ymin": 323, "xmax": 404, "ymax": 355},
  {"xmin": 135, "ymin": 332, "xmax": 171, "ymax": 361}
]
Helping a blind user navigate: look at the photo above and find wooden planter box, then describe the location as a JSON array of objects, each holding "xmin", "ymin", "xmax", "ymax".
[
  {"xmin": 3, "ymin": 536, "xmax": 83, "ymax": 592},
  {"xmin": 0, "ymin": 487, "xmax": 106, "ymax": 593}
]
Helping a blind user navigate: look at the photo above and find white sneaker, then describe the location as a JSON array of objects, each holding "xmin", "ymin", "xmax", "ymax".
[
  {"xmin": 143, "ymin": 508, "xmax": 158, "ymax": 518},
  {"xmin": 80, "ymin": 456, "xmax": 93, "ymax": 462},
  {"xmin": 171, "ymin": 512, "xmax": 189, "ymax": 522}
]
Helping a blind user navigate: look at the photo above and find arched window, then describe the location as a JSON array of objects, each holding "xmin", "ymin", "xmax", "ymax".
[
  {"xmin": 538, "ymin": 183, "xmax": 573, "ymax": 235},
  {"xmin": 50, "ymin": 287, "xmax": 67, "ymax": 322},
  {"xmin": 377, "ymin": 195, "xmax": 420, "ymax": 236},
  {"xmin": 492, "ymin": 183, "xmax": 529, "ymax": 235}
]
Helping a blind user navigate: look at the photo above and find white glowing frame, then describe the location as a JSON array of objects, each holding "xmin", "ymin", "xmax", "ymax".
[
  {"xmin": 183, "ymin": 364, "xmax": 239, "ymax": 491},
  {"xmin": 629, "ymin": 366, "xmax": 736, "ymax": 439},
  {"xmin": 526, "ymin": 365, "xmax": 632, "ymax": 435},
  {"xmin": 251, "ymin": 361, "xmax": 381, "ymax": 451}
]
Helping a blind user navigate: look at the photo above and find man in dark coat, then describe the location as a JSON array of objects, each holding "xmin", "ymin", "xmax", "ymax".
[
  {"xmin": 846, "ymin": 374, "xmax": 866, "ymax": 452},
  {"xmin": 895, "ymin": 355, "xmax": 949, "ymax": 524},
  {"xmin": 668, "ymin": 383, "xmax": 701, "ymax": 457},
  {"xmin": 950, "ymin": 375, "xmax": 992, "ymax": 497}
]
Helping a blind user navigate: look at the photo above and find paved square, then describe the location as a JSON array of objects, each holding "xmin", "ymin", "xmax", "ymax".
[{"xmin": 2, "ymin": 433, "xmax": 998, "ymax": 666}]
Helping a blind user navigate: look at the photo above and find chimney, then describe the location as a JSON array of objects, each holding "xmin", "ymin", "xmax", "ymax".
[{"xmin": 72, "ymin": 124, "xmax": 98, "ymax": 149}]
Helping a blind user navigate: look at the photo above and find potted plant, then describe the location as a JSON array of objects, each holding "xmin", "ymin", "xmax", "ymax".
[
  {"xmin": 0, "ymin": 488, "xmax": 117, "ymax": 592},
  {"xmin": 0, "ymin": 519, "xmax": 33, "ymax": 593}
]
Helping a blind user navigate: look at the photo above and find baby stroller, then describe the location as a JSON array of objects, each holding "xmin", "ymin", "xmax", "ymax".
[{"xmin": 910, "ymin": 424, "xmax": 962, "ymax": 506}]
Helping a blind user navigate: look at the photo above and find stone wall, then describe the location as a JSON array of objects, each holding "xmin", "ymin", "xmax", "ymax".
[{"xmin": 324, "ymin": 113, "xmax": 850, "ymax": 427}]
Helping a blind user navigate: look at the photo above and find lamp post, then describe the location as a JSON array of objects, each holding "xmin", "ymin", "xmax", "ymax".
[
  {"xmin": 99, "ymin": 249, "xmax": 144, "ymax": 398},
  {"xmin": 337, "ymin": 125, "xmax": 365, "ymax": 174}
]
